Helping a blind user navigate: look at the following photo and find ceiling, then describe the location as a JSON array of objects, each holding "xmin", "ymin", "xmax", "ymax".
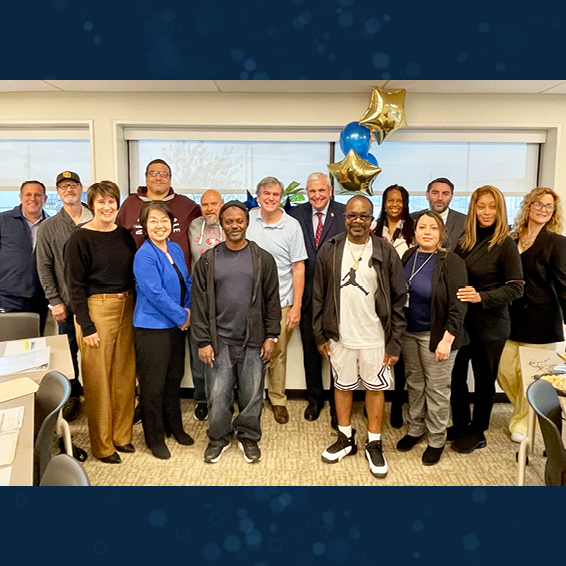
[{"xmin": 1, "ymin": 80, "xmax": 566, "ymax": 94}]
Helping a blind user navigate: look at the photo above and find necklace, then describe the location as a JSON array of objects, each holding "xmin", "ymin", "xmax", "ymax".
[
  {"xmin": 347, "ymin": 238, "xmax": 370, "ymax": 270},
  {"xmin": 520, "ymin": 232, "xmax": 537, "ymax": 248}
]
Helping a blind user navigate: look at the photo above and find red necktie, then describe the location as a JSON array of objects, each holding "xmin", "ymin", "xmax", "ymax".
[{"xmin": 315, "ymin": 212, "xmax": 324, "ymax": 248}]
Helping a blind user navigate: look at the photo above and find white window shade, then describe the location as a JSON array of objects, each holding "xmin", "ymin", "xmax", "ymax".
[
  {"xmin": 123, "ymin": 126, "xmax": 547, "ymax": 144},
  {"xmin": 0, "ymin": 124, "xmax": 90, "ymax": 140}
]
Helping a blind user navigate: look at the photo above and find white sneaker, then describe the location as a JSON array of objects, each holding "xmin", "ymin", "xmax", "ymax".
[
  {"xmin": 365, "ymin": 440, "xmax": 388, "ymax": 478},
  {"xmin": 511, "ymin": 432, "xmax": 525, "ymax": 443},
  {"xmin": 322, "ymin": 430, "xmax": 357, "ymax": 463}
]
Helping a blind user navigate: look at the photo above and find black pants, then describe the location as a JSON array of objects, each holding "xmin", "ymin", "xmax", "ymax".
[
  {"xmin": 392, "ymin": 355, "xmax": 406, "ymax": 404},
  {"xmin": 450, "ymin": 334, "xmax": 507, "ymax": 434},
  {"xmin": 300, "ymin": 301, "xmax": 334, "ymax": 408},
  {"xmin": 134, "ymin": 326, "xmax": 186, "ymax": 449},
  {"xmin": 57, "ymin": 311, "xmax": 83, "ymax": 397}
]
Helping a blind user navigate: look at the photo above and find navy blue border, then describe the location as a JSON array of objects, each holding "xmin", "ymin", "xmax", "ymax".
[{"xmin": 3, "ymin": 0, "xmax": 566, "ymax": 563}]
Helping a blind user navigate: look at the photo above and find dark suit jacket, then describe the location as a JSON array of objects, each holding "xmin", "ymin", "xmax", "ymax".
[
  {"xmin": 412, "ymin": 208, "xmax": 467, "ymax": 251},
  {"xmin": 288, "ymin": 199, "xmax": 346, "ymax": 308},
  {"xmin": 509, "ymin": 228, "xmax": 566, "ymax": 344},
  {"xmin": 455, "ymin": 231, "xmax": 523, "ymax": 341},
  {"xmin": 402, "ymin": 247, "xmax": 469, "ymax": 352}
]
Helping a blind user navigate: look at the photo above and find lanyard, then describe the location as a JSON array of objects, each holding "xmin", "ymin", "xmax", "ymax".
[{"xmin": 407, "ymin": 251, "xmax": 434, "ymax": 288}]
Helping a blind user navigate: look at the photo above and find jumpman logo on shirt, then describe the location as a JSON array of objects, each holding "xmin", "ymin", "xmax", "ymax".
[{"xmin": 340, "ymin": 268, "xmax": 369, "ymax": 296}]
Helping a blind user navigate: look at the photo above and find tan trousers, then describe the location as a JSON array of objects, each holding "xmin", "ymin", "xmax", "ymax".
[
  {"xmin": 268, "ymin": 305, "xmax": 294, "ymax": 406},
  {"xmin": 497, "ymin": 339, "xmax": 555, "ymax": 436},
  {"xmin": 75, "ymin": 294, "xmax": 136, "ymax": 458}
]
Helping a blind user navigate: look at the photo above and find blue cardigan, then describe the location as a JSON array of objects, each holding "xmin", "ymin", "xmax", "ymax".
[{"xmin": 133, "ymin": 239, "xmax": 192, "ymax": 329}]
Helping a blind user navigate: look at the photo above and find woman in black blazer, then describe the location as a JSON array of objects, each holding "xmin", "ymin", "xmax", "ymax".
[
  {"xmin": 397, "ymin": 211, "xmax": 468, "ymax": 465},
  {"xmin": 497, "ymin": 187, "xmax": 566, "ymax": 443},
  {"xmin": 450, "ymin": 185, "xmax": 524, "ymax": 454}
]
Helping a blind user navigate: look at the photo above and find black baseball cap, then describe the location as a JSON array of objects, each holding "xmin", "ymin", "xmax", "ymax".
[{"xmin": 56, "ymin": 171, "xmax": 81, "ymax": 185}]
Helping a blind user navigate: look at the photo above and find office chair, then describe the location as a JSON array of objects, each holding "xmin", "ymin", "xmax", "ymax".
[
  {"xmin": 34, "ymin": 371, "xmax": 71, "ymax": 485},
  {"xmin": 0, "ymin": 312, "xmax": 40, "ymax": 342},
  {"xmin": 526, "ymin": 378, "xmax": 566, "ymax": 486},
  {"xmin": 39, "ymin": 454, "xmax": 90, "ymax": 486}
]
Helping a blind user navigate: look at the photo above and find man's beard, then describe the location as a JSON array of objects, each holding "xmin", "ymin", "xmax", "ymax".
[{"xmin": 204, "ymin": 216, "xmax": 219, "ymax": 226}]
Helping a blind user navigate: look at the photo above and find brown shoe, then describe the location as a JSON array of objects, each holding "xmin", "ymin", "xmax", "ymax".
[{"xmin": 273, "ymin": 405, "xmax": 289, "ymax": 424}]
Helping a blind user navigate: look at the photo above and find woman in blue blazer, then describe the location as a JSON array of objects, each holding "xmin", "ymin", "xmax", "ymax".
[{"xmin": 134, "ymin": 201, "xmax": 192, "ymax": 459}]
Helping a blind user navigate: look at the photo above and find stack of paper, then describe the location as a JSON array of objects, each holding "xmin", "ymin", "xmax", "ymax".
[
  {"xmin": 0, "ymin": 406, "xmax": 24, "ymax": 468},
  {"xmin": 0, "ymin": 338, "xmax": 50, "ymax": 377}
]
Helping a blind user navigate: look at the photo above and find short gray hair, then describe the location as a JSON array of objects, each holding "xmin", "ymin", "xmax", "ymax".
[
  {"xmin": 306, "ymin": 172, "xmax": 331, "ymax": 188},
  {"xmin": 256, "ymin": 176, "xmax": 283, "ymax": 197}
]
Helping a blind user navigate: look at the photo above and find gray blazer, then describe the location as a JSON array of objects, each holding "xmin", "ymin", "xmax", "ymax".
[{"xmin": 411, "ymin": 208, "xmax": 466, "ymax": 251}]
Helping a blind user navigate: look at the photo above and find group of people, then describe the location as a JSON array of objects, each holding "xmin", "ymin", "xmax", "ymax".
[{"xmin": 1, "ymin": 162, "xmax": 565, "ymax": 480}]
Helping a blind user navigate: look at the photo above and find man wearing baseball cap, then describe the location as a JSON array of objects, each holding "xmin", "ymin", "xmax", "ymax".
[{"xmin": 37, "ymin": 171, "xmax": 93, "ymax": 421}]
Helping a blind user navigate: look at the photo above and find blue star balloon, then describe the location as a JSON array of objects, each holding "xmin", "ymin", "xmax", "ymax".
[{"xmin": 244, "ymin": 190, "xmax": 257, "ymax": 210}]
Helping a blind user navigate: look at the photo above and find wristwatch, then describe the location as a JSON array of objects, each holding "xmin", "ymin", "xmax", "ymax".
[{"xmin": 268, "ymin": 337, "xmax": 278, "ymax": 343}]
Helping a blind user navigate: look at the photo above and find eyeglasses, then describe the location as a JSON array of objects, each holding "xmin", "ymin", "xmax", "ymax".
[
  {"xmin": 58, "ymin": 182, "xmax": 79, "ymax": 190},
  {"xmin": 344, "ymin": 213, "xmax": 373, "ymax": 222},
  {"xmin": 532, "ymin": 201, "xmax": 555, "ymax": 213},
  {"xmin": 147, "ymin": 171, "xmax": 171, "ymax": 178}
]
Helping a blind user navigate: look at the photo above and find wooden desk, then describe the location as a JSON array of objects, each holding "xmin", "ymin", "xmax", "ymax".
[
  {"xmin": 0, "ymin": 378, "xmax": 38, "ymax": 486},
  {"xmin": 0, "ymin": 335, "xmax": 74, "ymax": 486},
  {"xmin": 517, "ymin": 346, "xmax": 565, "ymax": 486}
]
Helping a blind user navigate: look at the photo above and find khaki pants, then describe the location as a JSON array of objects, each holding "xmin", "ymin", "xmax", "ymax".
[
  {"xmin": 497, "ymin": 339, "xmax": 555, "ymax": 436},
  {"xmin": 75, "ymin": 294, "xmax": 136, "ymax": 458},
  {"xmin": 267, "ymin": 305, "xmax": 294, "ymax": 407}
]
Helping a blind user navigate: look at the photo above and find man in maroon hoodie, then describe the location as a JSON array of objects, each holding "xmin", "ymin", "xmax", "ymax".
[{"xmin": 116, "ymin": 159, "xmax": 201, "ymax": 268}]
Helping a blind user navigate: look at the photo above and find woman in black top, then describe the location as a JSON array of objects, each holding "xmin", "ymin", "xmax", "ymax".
[
  {"xmin": 450, "ymin": 185, "xmax": 523, "ymax": 454},
  {"xmin": 497, "ymin": 187, "xmax": 566, "ymax": 442},
  {"xmin": 397, "ymin": 211, "xmax": 468, "ymax": 465},
  {"xmin": 65, "ymin": 181, "xmax": 137, "ymax": 464},
  {"xmin": 373, "ymin": 184, "xmax": 415, "ymax": 428}
]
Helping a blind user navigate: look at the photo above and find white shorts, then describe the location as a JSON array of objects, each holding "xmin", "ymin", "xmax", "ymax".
[{"xmin": 329, "ymin": 340, "xmax": 391, "ymax": 391}]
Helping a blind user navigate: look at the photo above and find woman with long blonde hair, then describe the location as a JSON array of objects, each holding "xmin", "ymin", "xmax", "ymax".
[
  {"xmin": 449, "ymin": 186, "xmax": 524, "ymax": 454},
  {"xmin": 497, "ymin": 187, "xmax": 566, "ymax": 442}
]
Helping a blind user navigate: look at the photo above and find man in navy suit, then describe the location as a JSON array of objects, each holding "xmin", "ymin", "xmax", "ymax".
[
  {"xmin": 289, "ymin": 173, "xmax": 346, "ymax": 424},
  {"xmin": 411, "ymin": 177, "xmax": 466, "ymax": 251}
]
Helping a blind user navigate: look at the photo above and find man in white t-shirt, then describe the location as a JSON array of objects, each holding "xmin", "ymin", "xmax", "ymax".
[
  {"xmin": 247, "ymin": 176, "xmax": 308, "ymax": 424},
  {"xmin": 313, "ymin": 195, "xmax": 407, "ymax": 479}
]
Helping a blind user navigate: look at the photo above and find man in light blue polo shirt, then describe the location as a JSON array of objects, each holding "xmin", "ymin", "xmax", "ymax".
[{"xmin": 247, "ymin": 176, "xmax": 308, "ymax": 424}]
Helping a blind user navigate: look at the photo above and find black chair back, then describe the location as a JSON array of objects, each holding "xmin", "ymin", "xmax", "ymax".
[
  {"xmin": 39, "ymin": 454, "xmax": 90, "ymax": 486},
  {"xmin": 34, "ymin": 371, "xmax": 71, "ymax": 485},
  {"xmin": 527, "ymin": 378, "xmax": 566, "ymax": 486},
  {"xmin": 0, "ymin": 312, "xmax": 40, "ymax": 341}
]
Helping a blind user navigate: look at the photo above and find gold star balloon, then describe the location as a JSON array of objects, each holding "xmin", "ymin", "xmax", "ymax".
[
  {"xmin": 359, "ymin": 87, "xmax": 407, "ymax": 145},
  {"xmin": 327, "ymin": 149, "xmax": 382, "ymax": 196}
]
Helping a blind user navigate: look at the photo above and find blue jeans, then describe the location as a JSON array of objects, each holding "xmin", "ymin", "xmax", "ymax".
[
  {"xmin": 188, "ymin": 327, "xmax": 207, "ymax": 404},
  {"xmin": 205, "ymin": 340, "xmax": 264, "ymax": 447},
  {"xmin": 58, "ymin": 312, "xmax": 82, "ymax": 397}
]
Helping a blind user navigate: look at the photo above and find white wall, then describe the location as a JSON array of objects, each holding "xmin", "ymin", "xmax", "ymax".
[{"xmin": 1, "ymin": 88, "xmax": 565, "ymax": 390}]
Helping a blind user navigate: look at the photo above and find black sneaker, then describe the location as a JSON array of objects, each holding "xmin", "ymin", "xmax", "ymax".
[
  {"xmin": 422, "ymin": 445, "xmax": 444, "ymax": 466},
  {"xmin": 366, "ymin": 439, "xmax": 388, "ymax": 478},
  {"xmin": 451, "ymin": 432, "xmax": 486, "ymax": 454},
  {"xmin": 321, "ymin": 430, "xmax": 357, "ymax": 463},
  {"xmin": 204, "ymin": 442, "xmax": 230, "ymax": 464},
  {"xmin": 62, "ymin": 397, "xmax": 82, "ymax": 422},
  {"xmin": 238, "ymin": 440, "xmax": 262, "ymax": 463},
  {"xmin": 396, "ymin": 433, "xmax": 424, "ymax": 452},
  {"xmin": 194, "ymin": 403, "xmax": 208, "ymax": 421}
]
